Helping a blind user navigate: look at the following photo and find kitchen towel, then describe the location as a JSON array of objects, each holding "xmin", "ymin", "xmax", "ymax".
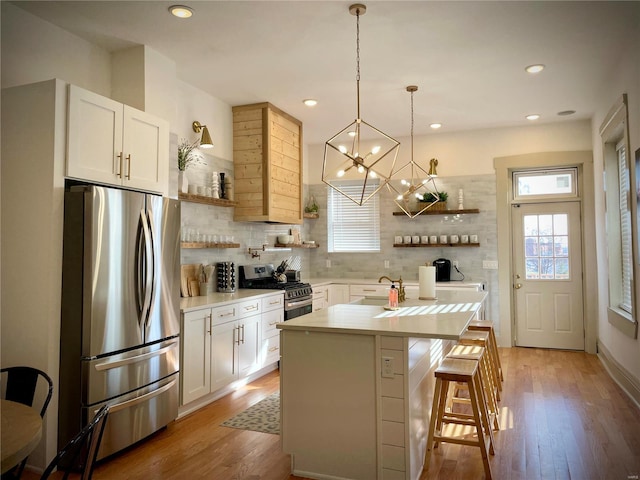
[{"xmin": 419, "ymin": 266, "xmax": 437, "ymax": 300}]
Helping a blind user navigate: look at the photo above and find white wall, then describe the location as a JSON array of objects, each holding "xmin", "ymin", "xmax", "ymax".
[
  {"xmin": 306, "ymin": 120, "xmax": 592, "ymax": 182},
  {"xmin": 1, "ymin": 2, "xmax": 111, "ymax": 95},
  {"xmin": 592, "ymin": 36, "xmax": 640, "ymax": 387}
]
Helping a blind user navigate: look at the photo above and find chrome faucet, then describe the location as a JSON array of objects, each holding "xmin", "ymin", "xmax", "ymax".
[{"xmin": 378, "ymin": 276, "xmax": 405, "ymax": 303}]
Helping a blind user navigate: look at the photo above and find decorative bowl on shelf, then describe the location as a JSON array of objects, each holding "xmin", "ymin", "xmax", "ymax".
[{"xmin": 277, "ymin": 234, "xmax": 294, "ymax": 244}]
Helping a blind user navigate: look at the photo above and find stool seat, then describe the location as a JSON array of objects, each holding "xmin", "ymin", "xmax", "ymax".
[{"xmin": 424, "ymin": 357, "xmax": 495, "ymax": 479}]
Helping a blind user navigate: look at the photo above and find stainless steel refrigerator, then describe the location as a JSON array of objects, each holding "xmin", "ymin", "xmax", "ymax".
[{"xmin": 59, "ymin": 185, "xmax": 181, "ymax": 460}]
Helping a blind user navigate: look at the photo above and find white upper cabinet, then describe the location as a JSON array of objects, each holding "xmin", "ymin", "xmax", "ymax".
[{"xmin": 67, "ymin": 85, "xmax": 168, "ymax": 193}]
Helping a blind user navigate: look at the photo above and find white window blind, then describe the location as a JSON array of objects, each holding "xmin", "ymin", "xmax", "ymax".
[
  {"xmin": 617, "ymin": 140, "xmax": 633, "ymax": 312},
  {"xmin": 327, "ymin": 181, "xmax": 380, "ymax": 252}
]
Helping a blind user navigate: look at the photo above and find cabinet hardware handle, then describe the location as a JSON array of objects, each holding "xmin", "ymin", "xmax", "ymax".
[
  {"xmin": 117, "ymin": 152, "xmax": 123, "ymax": 178},
  {"xmin": 268, "ymin": 347, "xmax": 278, "ymax": 352},
  {"xmin": 220, "ymin": 311, "xmax": 234, "ymax": 317},
  {"xmin": 206, "ymin": 314, "xmax": 212, "ymax": 335},
  {"xmin": 126, "ymin": 154, "xmax": 131, "ymax": 179},
  {"xmin": 269, "ymin": 300, "xmax": 280, "ymax": 305},
  {"xmin": 240, "ymin": 324, "xmax": 245, "ymax": 344},
  {"xmin": 245, "ymin": 305, "xmax": 258, "ymax": 311},
  {"xmin": 234, "ymin": 326, "xmax": 240, "ymax": 345},
  {"xmin": 363, "ymin": 289, "xmax": 376, "ymax": 292}
]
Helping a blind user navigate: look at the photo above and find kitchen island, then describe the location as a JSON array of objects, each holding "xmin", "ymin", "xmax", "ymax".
[{"xmin": 277, "ymin": 290, "xmax": 487, "ymax": 480}]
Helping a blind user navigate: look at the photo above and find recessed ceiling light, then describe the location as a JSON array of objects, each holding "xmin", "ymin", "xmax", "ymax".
[
  {"xmin": 430, "ymin": 123, "xmax": 442, "ymax": 129},
  {"xmin": 557, "ymin": 110, "xmax": 576, "ymax": 116},
  {"xmin": 525, "ymin": 64, "xmax": 545, "ymax": 74},
  {"xmin": 303, "ymin": 99, "xmax": 318, "ymax": 107},
  {"xmin": 169, "ymin": 5, "xmax": 193, "ymax": 18},
  {"xmin": 526, "ymin": 114, "xmax": 540, "ymax": 121}
]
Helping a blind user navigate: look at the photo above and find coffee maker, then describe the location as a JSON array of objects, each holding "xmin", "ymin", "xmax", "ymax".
[{"xmin": 433, "ymin": 258, "xmax": 451, "ymax": 282}]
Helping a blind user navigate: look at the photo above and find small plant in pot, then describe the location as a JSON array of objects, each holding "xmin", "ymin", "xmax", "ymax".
[{"xmin": 420, "ymin": 191, "xmax": 448, "ymax": 209}]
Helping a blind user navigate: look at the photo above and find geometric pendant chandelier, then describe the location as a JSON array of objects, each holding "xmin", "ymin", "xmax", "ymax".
[
  {"xmin": 386, "ymin": 85, "xmax": 440, "ymax": 218},
  {"xmin": 322, "ymin": 4, "xmax": 400, "ymax": 206}
]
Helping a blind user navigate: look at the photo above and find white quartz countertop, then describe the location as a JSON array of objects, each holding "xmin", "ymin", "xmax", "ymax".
[
  {"xmin": 277, "ymin": 290, "xmax": 487, "ymax": 340},
  {"xmin": 180, "ymin": 289, "xmax": 283, "ymax": 313}
]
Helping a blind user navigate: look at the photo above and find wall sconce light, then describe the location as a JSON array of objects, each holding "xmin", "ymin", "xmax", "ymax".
[
  {"xmin": 192, "ymin": 121, "xmax": 213, "ymax": 149},
  {"xmin": 428, "ymin": 158, "xmax": 438, "ymax": 177}
]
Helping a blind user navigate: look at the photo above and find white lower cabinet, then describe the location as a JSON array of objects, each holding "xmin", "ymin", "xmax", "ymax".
[
  {"xmin": 328, "ymin": 284, "xmax": 350, "ymax": 306},
  {"xmin": 181, "ymin": 293, "xmax": 283, "ymax": 406},
  {"xmin": 312, "ymin": 285, "xmax": 329, "ymax": 311},
  {"xmin": 181, "ymin": 309, "xmax": 212, "ymax": 405},
  {"xmin": 260, "ymin": 294, "xmax": 285, "ymax": 365}
]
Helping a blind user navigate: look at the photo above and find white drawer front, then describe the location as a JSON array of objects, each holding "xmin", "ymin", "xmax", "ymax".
[
  {"xmin": 263, "ymin": 334, "xmax": 280, "ymax": 364},
  {"xmin": 238, "ymin": 298, "xmax": 261, "ymax": 318},
  {"xmin": 262, "ymin": 309, "xmax": 284, "ymax": 337},
  {"xmin": 211, "ymin": 304, "xmax": 238, "ymax": 326},
  {"xmin": 261, "ymin": 293, "xmax": 284, "ymax": 312},
  {"xmin": 350, "ymin": 284, "xmax": 389, "ymax": 297}
]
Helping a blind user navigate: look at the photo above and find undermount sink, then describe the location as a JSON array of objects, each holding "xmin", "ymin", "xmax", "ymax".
[{"xmin": 350, "ymin": 296, "xmax": 389, "ymax": 306}]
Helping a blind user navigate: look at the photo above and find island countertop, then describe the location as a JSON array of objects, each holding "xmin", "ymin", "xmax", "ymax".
[{"xmin": 277, "ymin": 289, "xmax": 486, "ymax": 340}]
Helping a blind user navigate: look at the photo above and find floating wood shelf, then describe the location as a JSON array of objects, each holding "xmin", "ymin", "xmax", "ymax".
[
  {"xmin": 393, "ymin": 243, "xmax": 480, "ymax": 248},
  {"xmin": 303, "ymin": 212, "xmax": 319, "ymax": 219},
  {"xmin": 274, "ymin": 243, "xmax": 319, "ymax": 249},
  {"xmin": 181, "ymin": 242, "xmax": 240, "ymax": 249},
  {"xmin": 392, "ymin": 208, "xmax": 479, "ymax": 216},
  {"xmin": 178, "ymin": 192, "xmax": 238, "ymax": 207}
]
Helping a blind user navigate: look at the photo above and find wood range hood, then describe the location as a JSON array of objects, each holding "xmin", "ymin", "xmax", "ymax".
[{"xmin": 232, "ymin": 102, "xmax": 303, "ymax": 225}]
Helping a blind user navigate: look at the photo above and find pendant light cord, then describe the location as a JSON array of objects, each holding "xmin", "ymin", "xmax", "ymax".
[
  {"xmin": 410, "ymin": 89, "xmax": 414, "ymax": 164},
  {"xmin": 355, "ymin": 7, "xmax": 361, "ymax": 120}
]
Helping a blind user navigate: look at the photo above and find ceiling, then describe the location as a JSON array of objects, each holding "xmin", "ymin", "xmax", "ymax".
[{"xmin": 12, "ymin": 1, "xmax": 640, "ymax": 144}]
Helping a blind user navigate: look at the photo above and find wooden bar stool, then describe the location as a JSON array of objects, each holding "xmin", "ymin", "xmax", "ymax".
[
  {"xmin": 459, "ymin": 330, "xmax": 501, "ymax": 401},
  {"xmin": 424, "ymin": 357, "xmax": 495, "ymax": 480},
  {"xmin": 468, "ymin": 320, "xmax": 504, "ymax": 383},
  {"xmin": 446, "ymin": 344, "xmax": 500, "ymax": 431}
]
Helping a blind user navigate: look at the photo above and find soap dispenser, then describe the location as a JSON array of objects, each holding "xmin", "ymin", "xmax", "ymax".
[{"xmin": 389, "ymin": 284, "xmax": 399, "ymax": 308}]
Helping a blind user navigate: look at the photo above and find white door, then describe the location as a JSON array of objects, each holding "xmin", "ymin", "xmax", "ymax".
[
  {"xmin": 512, "ymin": 202, "xmax": 585, "ymax": 350},
  {"xmin": 210, "ymin": 320, "xmax": 238, "ymax": 391},
  {"xmin": 67, "ymin": 85, "xmax": 123, "ymax": 184},
  {"xmin": 122, "ymin": 105, "xmax": 168, "ymax": 193},
  {"xmin": 181, "ymin": 310, "xmax": 211, "ymax": 404}
]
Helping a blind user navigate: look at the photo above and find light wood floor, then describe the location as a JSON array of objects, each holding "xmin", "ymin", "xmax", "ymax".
[{"xmin": 25, "ymin": 347, "xmax": 640, "ymax": 479}]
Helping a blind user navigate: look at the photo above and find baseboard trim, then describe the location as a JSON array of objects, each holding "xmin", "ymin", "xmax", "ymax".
[{"xmin": 597, "ymin": 340, "xmax": 640, "ymax": 411}]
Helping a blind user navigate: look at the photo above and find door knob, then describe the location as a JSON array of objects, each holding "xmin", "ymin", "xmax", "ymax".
[{"xmin": 514, "ymin": 283, "xmax": 522, "ymax": 289}]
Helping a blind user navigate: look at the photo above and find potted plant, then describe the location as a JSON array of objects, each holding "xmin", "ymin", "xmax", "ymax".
[
  {"xmin": 177, "ymin": 138, "xmax": 206, "ymax": 193},
  {"xmin": 420, "ymin": 191, "xmax": 448, "ymax": 210}
]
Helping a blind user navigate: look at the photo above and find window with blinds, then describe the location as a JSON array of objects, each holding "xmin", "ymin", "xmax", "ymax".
[
  {"xmin": 617, "ymin": 140, "xmax": 633, "ymax": 313},
  {"xmin": 327, "ymin": 181, "xmax": 380, "ymax": 252}
]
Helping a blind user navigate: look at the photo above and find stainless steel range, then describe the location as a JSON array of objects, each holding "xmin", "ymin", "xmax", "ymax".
[{"xmin": 240, "ymin": 264, "xmax": 313, "ymax": 320}]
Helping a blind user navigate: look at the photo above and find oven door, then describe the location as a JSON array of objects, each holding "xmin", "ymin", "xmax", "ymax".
[{"xmin": 285, "ymin": 297, "xmax": 313, "ymax": 320}]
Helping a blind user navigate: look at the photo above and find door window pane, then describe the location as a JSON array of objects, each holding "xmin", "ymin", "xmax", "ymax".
[{"xmin": 523, "ymin": 213, "xmax": 570, "ymax": 280}]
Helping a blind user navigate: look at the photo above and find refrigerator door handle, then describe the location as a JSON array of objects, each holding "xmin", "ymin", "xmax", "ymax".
[
  {"xmin": 134, "ymin": 210, "xmax": 146, "ymax": 327},
  {"xmin": 93, "ymin": 340, "xmax": 179, "ymax": 371},
  {"xmin": 138, "ymin": 210, "xmax": 153, "ymax": 326},
  {"xmin": 144, "ymin": 208, "xmax": 157, "ymax": 331}
]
